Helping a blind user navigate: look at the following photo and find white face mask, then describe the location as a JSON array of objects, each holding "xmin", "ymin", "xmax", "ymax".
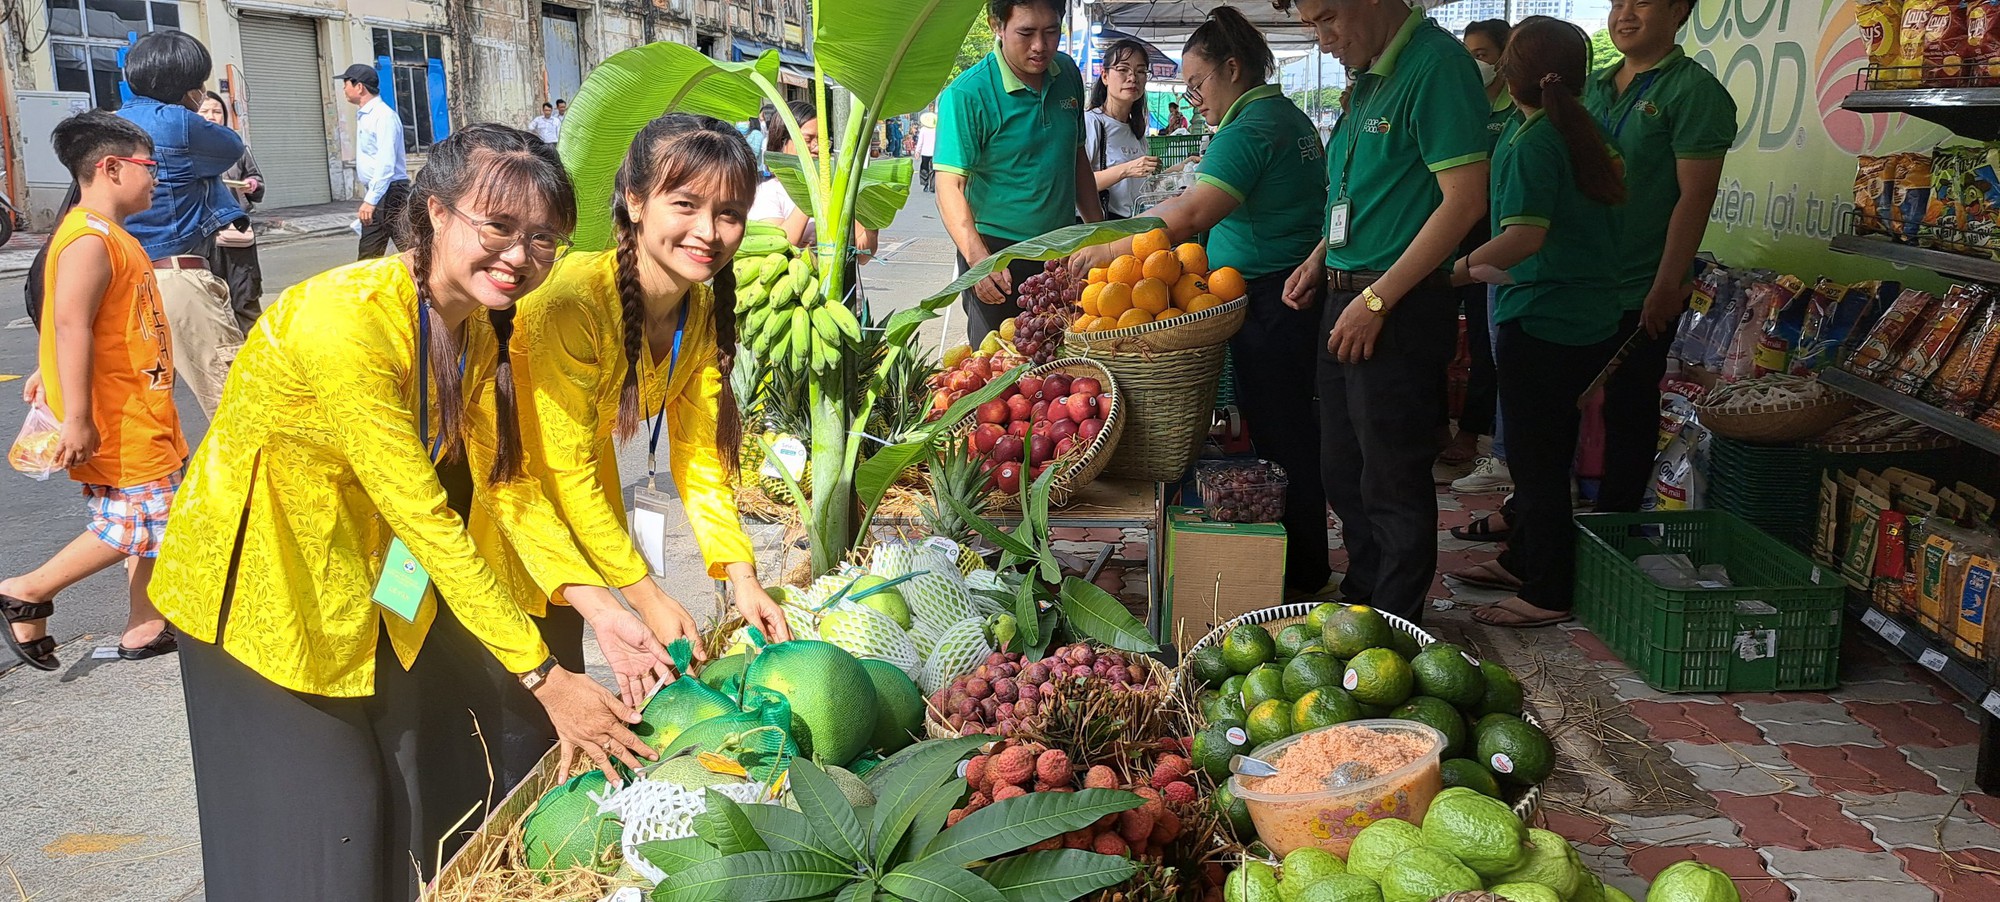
[{"xmin": 1476, "ymin": 59, "xmax": 1499, "ymax": 86}]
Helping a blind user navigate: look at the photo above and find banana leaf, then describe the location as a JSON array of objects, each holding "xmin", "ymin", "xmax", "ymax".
[
  {"xmin": 814, "ymin": 0, "xmax": 988, "ymax": 119},
  {"xmin": 880, "ymin": 218, "xmax": 1166, "ymax": 346},
  {"xmin": 768, "ymin": 153, "xmax": 915, "ymax": 232}
]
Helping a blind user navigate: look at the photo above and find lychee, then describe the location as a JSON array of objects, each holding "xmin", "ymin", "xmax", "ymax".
[
  {"xmin": 1092, "ymin": 833, "xmax": 1130, "ymax": 857},
  {"xmin": 946, "ymin": 809, "xmax": 967, "ymax": 828},
  {"xmin": 1151, "ymin": 809, "xmax": 1181, "ymax": 844},
  {"xmin": 1062, "ymin": 830, "xmax": 1092, "ymax": 850},
  {"xmin": 1118, "ymin": 808, "xmax": 1156, "ymax": 844},
  {"xmin": 965, "ymin": 756, "xmax": 988, "ymax": 790},
  {"xmin": 1151, "ymin": 755, "xmax": 1190, "ymax": 786},
  {"xmin": 1084, "ymin": 765, "xmax": 1120, "ymax": 790},
  {"xmin": 966, "ymin": 791, "xmax": 991, "ymax": 811},
  {"xmin": 991, "ymin": 746, "xmax": 1035, "ymax": 786},
  {"xmin": 1036, "ymin": 749, "xmax": 1073, "ymax": 787},
  {"xmin": 1162, "ymin": 780, "xmax": 1197, "ymax": 805},
  {"xmin": 993, "ymin": 784, "xmax": 1027, "ymax": 801}
]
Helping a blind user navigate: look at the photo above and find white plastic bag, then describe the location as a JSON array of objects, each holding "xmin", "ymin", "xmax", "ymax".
[{"xmin": 8, "ymin": 404, "xmax": 62, "ymax": 481}]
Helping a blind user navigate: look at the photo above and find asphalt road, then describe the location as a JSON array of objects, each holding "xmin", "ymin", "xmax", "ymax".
[{"xmin": 0, "ymin": 185, "xmax": 964, "ymax": 900}]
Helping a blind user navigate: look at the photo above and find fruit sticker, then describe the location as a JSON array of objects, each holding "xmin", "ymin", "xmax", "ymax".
[
  {"xmin": 1343, "ymin": 669, "xmax": 1359, "ymax": 691},
  {"xmin": 1490, "ymin": 752, "xmax": 1516, "ymax": 774},
  {"xmin": 957, "ymin": 759, "xmax": 970, "ymax": 779},
  {"xmin": 1226, "ymin": 726, "xmax": 1248, "ymax": 746}
]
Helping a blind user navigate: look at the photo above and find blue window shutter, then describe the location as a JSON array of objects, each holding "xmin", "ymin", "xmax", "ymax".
[
  {"xmin": 427, "ymin": 58, "xmax": 450, "ymax": 142},
  {"xmin": 117, "ymin": 33, "xmax": 136, "ymax": 106},
  {"xmin": 376, "ymin": 56, "xmax": 396, "ymax": 108}
]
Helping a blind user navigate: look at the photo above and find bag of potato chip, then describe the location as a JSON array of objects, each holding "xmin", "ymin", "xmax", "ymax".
[
  {"xmin": 1925, "ymin": 0, "xmax": 1973, "ymax": 84},
  {"xmin": 1896, "ymin": 151, "xmax": 1935, "ymax": 243},
  {"xmin": 1860, "ymin": 0, "xmax": 1905, "ymax": 74},
  {"xmin": 1896, "ymin": 0, "xmax": 1941, "ymax": 84},
  {"xmin": 1969, "ymin": 0, "xmax": 2000, "ymax": 85},
  {"xmin": 1856, "ymin": 154, "xmax": 1899, "ymax": 236}
]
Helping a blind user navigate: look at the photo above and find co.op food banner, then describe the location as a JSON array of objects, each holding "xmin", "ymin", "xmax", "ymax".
[{"xmin": 1689, "ymin": 0, "xmax": 1950, "ymax": 285}]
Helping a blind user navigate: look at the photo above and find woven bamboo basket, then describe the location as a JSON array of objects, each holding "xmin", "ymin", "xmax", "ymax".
[
  {"xmin": 1175, "ymin": 602, "xmax": 1543, "ymax": 822},
  {"xmin": 1063, "ymin": 296, "xmax": 1248, "ymax": 354},
  {"xmin": 923, "ymin": 653, "xmax": 1175, "ymax": 740},
  {"xmin": 1061, "ymin": 341, "xmax": 1228, "ymax": 482},
  {"xmin": 1696, "ymin": 392, "xmax": 1857, "ymax": 443},
  {"xmin": 946, "ymin": 357, "xmax": 1127, "ymax": 508}
]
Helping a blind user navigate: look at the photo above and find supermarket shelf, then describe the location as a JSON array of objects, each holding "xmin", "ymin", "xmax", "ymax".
[
  {"xmin": 1840, "ymin": 87, "xmax": 2000, "ymax": 140},
  {"xmin": 1820, "ymin": 369, "xmax": 2000, "ymax": 456},
  {"xmin": 1847, "ymin": 597, "xmax": 1995, "ymax": 711},
  {"xmin": 1828, "ymin": 234, "xmax": 2000, "ymax": 285}
]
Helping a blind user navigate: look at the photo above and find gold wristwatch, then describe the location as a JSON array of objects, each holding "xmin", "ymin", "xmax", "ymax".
[{"xmin": 1360, "ymin": 287, "xmax": 1388, "ymax": 316}]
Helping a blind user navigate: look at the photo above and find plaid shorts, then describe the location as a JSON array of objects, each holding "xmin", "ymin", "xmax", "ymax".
[{"xmin": 82, "ymin": 470, "xmax": 182, "ymax": 558}]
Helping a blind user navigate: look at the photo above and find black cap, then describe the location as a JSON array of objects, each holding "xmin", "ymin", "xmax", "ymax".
[{"xmin": 336, "ymin": 63, "xmax": 379, "ymax": 91}]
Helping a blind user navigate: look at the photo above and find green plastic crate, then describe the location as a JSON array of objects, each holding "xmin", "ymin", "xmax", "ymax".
[
  {"xmin": 1573, "ymin": 510, "xmax": 1844, "ymax": 693},
  {"xmin": 1148, "ymin": 134, "xmax": 1205, "ymax": 169}
]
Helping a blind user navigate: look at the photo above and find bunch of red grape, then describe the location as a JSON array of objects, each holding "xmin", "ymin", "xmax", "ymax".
[{"xmin": 1013, "ymin": 261, "xmax": 1082, "ymax": 365}]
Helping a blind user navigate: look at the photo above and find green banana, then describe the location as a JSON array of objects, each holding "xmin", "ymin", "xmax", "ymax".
[
  {"xmin": 810, "ymin": 305, "xmax": 842, "ymax": 345},
  {"xmin": 786, "ymin": 256, "xmax": 811, "ymax": 285},
  {"xmin": 766, "ymin": 275, "xmax": 799, "ymax": 310},
  {"xmin": 789, "ymin": 308, "xmax": 811, "ymax": 370},
  {"xmin": 823, "ymin": 301, "xmax": 863, "ymax": 343},
  {"xmin": 811, "ymin": 339, "xmax": 837, "ymax": 374},
  {"xmin": 738, "ymin": 281, "xmax": 770, "ymax": 310},
  {"xmin": 759, "ymin": 253, "xmax": 789, "ymax": 286}
]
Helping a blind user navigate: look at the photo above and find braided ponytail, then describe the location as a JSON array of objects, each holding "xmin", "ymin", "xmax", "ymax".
[
  {"xmin": 405, "ymin": 200, "xmax": 468, "ymax": 466},
  {"xmin": 611, "ymin": 195, "xmax": 648, "ymax": 442},
  {"xmin": 710, "ymin": 263, "xmax": 743, "ymax": 476},
  {"xmin": 487, "ymin": 306, "xmax": 524, "ymax": 482}
]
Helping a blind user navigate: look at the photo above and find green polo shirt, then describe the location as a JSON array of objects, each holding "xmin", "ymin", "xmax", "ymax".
[
  {"xmin": 934, "ymin": 49, "xmax": 1086, "ymax": 243},
  {"xmin": 1194, "ymin": 84, "xmax": 1329, "ymax": 279},
  {"xmin": 1485, "ymin": 92, "xmax": 1517, "ymax": 150},
  {"xmin": 1322, "ymin": 8, "xmax": 1491, "ymax": 273},
  {"xmin": 1582, "ymin": 46, "xmax": 1738, "ymax": 305},
  {"xmin": 1489, "ymin": 111, "xmax": 1625, "ymax": 346}
]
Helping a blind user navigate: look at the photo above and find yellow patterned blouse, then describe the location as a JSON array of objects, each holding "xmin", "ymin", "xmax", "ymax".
[
  {"xmin": 503, "ymin": 250, "xmax": 754, "ymax": 592},
  {"xmin": 152, "ymin": 257, "xmax": 605, "ymax": 697}
]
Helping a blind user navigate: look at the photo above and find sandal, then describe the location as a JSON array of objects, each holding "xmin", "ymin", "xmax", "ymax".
[
  {"xmin": 1472, "ymin": 597, "xmax": 1574, "ymax": 628},
  {"xmin": 117, "ymin": 628, "xmax": 178, "ymax": 661},
  {"xmin": 1444, "ymin": 561, "xmax": 1523, "ymax": 591},
  {"xmin": 1450, "ymin": 511, "xmax": 1513, "ymax": 543},
  {"xmin": 1, "ymin": 594, "xmax": 60, "ymax": 671}
]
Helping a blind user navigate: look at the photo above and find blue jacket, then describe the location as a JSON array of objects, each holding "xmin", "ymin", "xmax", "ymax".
[{"xmin": 118, "ymin": 96, "xmax": 247, "ymax": 259}]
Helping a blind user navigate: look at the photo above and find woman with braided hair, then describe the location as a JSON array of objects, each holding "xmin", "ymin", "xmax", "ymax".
[
  {"xmin": 504, "ymin": 112, "xmax": 794, "ymax": 649},
  {"xmin": 152, "ymin": 124, "xmax": 673, "ymax": 901},
  {"xmin": 1447, "ymin": 16, "xmax": 1626, "ymax": 629}
]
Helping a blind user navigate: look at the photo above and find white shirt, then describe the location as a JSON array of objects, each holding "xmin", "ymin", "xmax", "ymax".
[
  {"xmin": 529, "ymin": 114, "xmax": 562, "ymax": 144},
  {"xmin": 916, "ymin": 124, "xmax": 937, "ymax": 157},
  {"xmin": 749, "ymin": 177, "xmax": 797, "ymax": 223},
  {"xmin": 355, "ymin": 95, "xmax": 409, "ymax": 204},
  {"xmin": 1084, "ymin": 109, "xmax": 1150, "ymax": 218}
]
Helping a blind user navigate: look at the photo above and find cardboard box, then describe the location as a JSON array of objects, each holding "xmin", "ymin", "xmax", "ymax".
[{"xmin": 1164, "ymin": 506, "xmax": 1286, "ymax": 651}]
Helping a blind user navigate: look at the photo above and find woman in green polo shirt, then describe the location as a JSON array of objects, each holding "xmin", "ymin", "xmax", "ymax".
[
  {"xmin": 1068, "ymin": 7, "xmax": 1332, "ymax": 597},
  {"xmin": 1448, "ymin": 17, "xmax": 1626, "ymax": 628},
  {"xmin": 1585, "ymin": 0, "xmax": 1737, "ymax": 513}
]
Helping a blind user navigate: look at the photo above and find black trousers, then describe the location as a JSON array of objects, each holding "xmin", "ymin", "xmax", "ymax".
[
  {"xmin": 358, "ymin": 179, "xmax": 412, "ymax": 260},
  {"xmin": 1494, "ymin": 321, "xmax": 1621, "ymax": 612},
  {"xmin": 1317, "ymin": 280, "xmax": 1457, "ymax": 622},
  {"xmin": 956, "ymin": 232, "xmax": 1043, "ymax": 346},
  {"xmin": 217, "ymin": 243, "xmax": 264, "ymax": 333},
  {"xmin": 1595, "ymin": 308, "xmax": 1671, "ymax": 512},
  {"xmin": 1458, "ymin": 282, "xmax": 1497, "ymax": 437},
  {"xmin": 1231, "ymin": 272, "xmax": 1332, "ymax": 592}
]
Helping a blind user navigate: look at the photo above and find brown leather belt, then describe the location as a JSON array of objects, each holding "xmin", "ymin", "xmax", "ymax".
[
  {"xmin": 1327, "ymin": 269, "xmax": 1450, "ymax": 292},
  {"xmin": 153, "ymin": 255, "xmax": 208, "ymax": 271}
]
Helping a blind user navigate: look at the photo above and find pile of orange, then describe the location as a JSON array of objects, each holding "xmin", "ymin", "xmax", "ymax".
[{"xmin": 1074, "ymin": 229, "xmax": 1246, "ymax": 333}]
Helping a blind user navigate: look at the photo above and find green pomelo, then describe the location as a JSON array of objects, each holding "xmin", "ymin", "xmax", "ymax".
[
  {"xmin": 745, "ymin": 639, "xmax": 878, "ymax": 766},
  {"xmin": 521, "ymin": 771, "xmax": 620, "ymax": 873},
  {"xmin": 1345, "ymin": 818, "xmax": 1424, "ymax": 881},
  {"xmin": 1420, "ymin": 786, "xmax": 1529, "ymax": 879},
  {"xmin": 697, "ymin": 653, "xmax": 749, "ymax": 690},
  {"xmin": 849, "ymin": 575, "xmax": 912, "ymax": 629},
  {"xmin": 1378, "ymin": 847, "xmax": 1481, "ymax": 902},
  {"xmin": 1323, "ymin": 605, "xmax": 1393, "ymax": 658},
  {"xmin": 859, "ymin": 659, "xmax": 925, "ymax": 755},
  {"xmin": 1647, "ymin": 861, "xmax": 1742, "ymax": 902},
  {"xmin": 1296, "ymin": 875, "xmax": 1382, "ymax": 902},
  {"xmin": 635, "ymin": 676, "xmax": 741, "ymax": 746},
  {"xmin": 645, "ymin": 756, "xmax": 751, "ymax": 790}
]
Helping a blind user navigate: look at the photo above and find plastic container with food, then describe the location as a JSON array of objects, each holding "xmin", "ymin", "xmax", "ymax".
[
  {"xmin": 1228, "ymin": 719, "xmax": 1446, "ymax": 857},
  {"xmin": 1195, "ymin": 459, "xmax": 1289, "ymax": 523}
]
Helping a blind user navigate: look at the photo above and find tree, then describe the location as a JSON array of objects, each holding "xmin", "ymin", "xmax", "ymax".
[
  {"xmin": 952, "ymin": 13, "xmax": 995, "ymax": 81},
  {"xmin": 1589, "ymin": 28, "xmax": 1623, "ymax": 70},
  {"xmin": 1287, "ymin": 86, "xmax": 1344, "ymax": 115}
]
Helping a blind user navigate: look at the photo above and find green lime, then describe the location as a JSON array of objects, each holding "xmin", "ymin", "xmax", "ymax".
[
  {"xmin": 1244, "ymin": 664, "xmax": 1288, "ymax": 707},
  {"xmin": 1378, "ymin": 847, "xmax": 1480, "ymax": 902},
  {"xmin": 1214, "ymin": 782, "xmax": 1256, "ymax": 838},
  {"xmin": 1207, "ymin": 690, "xmax": 1249, "ymax": 724},
  {"xmin": 1492, "ymin": 828, "xmax": 1585, "ymax": 898},
  {"xmin": 1420, "ymin": 787, "xmax": 1528, "ymax": 879},
  {"xmin": 1475, "ymin": 712, "xmax": 1518, "ymax": 736},
  {"xmin": 1292, "ymin": 687, "xmax": 1365, "ymax": 733},
  {"xmin": 1410, "ymin": 643, "xmax": 1487, "ymax": 709},
  {"xmin": 1476, "ymin": 715, "xmax": 1556, "ymax": 787},
  {"xmin": 1647, "ymin": 861, "xmax": 1741, "ymax": 902},
  {"xmin": 1222, "ymin": 674, "xmax": 1248, "ymax": 701},
  {"xmin": 1275, "ymin": 623, "xmax": 1320, "ymax": 660},
  {"xmin": 1439, "ymin": 757, "xmax": 1504, "ymax": 799},
  {"xmin": 1322, "ymin": 605, "xmax": 1393, "ymax": 658},
  {"xmin": 1391, "ymin": 696, "xmax": 1468, "ymax": 757},
  {"xmin": 1190, "ymin": 645, "xmax": 1234, "ymax": 688},
  {"xmin": 1193, "ymin": 720, "xmax": 1252, "ymax": 781},
  {"xmin": 1387, "ymin": 628, "xmax": 1421, "ymax": 661},
  {"xmin": 1222, "ymin": 624, "xmax": 1278, "ymax": 674},
  {"xmin": 1225, "ymin": 862, "xmax": 1282, "ymax": 902},
  {"xmin": 1345, "ymin": 818, "xmax": 1423, "ymax": 881},
  {"xmin": 1305, "ymin": 602, "xmax": 1341, "ymax": 635},
  {"xmin": 1343, "ymin": 648, "xmax": 1415, "ymax": 708},
  {"xmin": 1282, "ymin": 651, "xmax": 1346, "ymax": 699},
  {"xmin": 1297, "ymin": 875, "xmax": 1383, "ymax": 902},
  {"xmin": 1279, "ymin": 848, "xmax": 1347, "ymax": 901},
  {"xmin": 1491, "ymin": 884, "xmax": 1563, "ymax": 902},
  {"xmin": 1247, "ymin": 698, "xmax": 1294, "ymax": 749},
  {"xmin": 1477, "ymin": 660, "xmax": 1526, "ymax": 717}
]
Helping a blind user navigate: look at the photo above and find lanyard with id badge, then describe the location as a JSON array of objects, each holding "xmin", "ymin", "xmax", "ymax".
[
  {"xmin": 630, "ymin": 303, "xmax": 689, "ymax": 577},
  {"xmin": 371, "ymin": 305, "xmax": 466, "ymax": 622},
  {"xmin": 1325, "ymin": 77, "xmax": 1380, "ymax": 252}
]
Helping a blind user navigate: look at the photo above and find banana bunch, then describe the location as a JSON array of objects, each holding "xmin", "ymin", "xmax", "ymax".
[{"xmin": 734, "ymin": 244, "xmax": 864, "ymax": 376}]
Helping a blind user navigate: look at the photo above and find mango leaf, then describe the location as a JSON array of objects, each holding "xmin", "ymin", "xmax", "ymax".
[
  {"xmin": 837, "ymin": 877, "xmax": 878, "ymax": 902},
  {"xmin": 815, "ymin": 0, "xmax": 988, "ymax": 118},
  {"xmin": 920, "ymin": 789, "xmax": 1143, "ymax": 867},
  {"xmin": 865, "ymin": 733, "xmax": 986, "ymax": 798},
  {"xmin": 881, "ymin": 218, "xmax": 1165, "ymax": 346},
  {"xmin": 770, "ymin": 154, "xmax": 916, "ymax": 230},
  {"xmin": 558, "ymin": 44, "xmax": 778, "ymax": 251},
  {"xmin": 881, "ymin": 776, "xmax": 966, "ymax": 870},
  {"xmin": 636, "ymin": 836, "xmax": 721, "ymax": 880},
  {"xmin": 977, "ymin": 851, "xmax": 1138, "ymax": 902},
  {"xmin": 1057, "ymin": 577, "xmax": 1160, "ymax": 653},
  {"xmin": 1012, "ymin": 573, "xmax": 1040, "ymax": 648},
  {"xmin": 656, "ymin": 849, "xmax": 854, "ymax": 902},
  {"xmin": 695, "ymin": 789, "xmax": 771, "ymax": 855},
  {"xmin": 741, "ymin": 804, "xmax": 847, "ymax": 862},
  {"xmin": 881, "ymin": 857, "xmax": 1007, "ymax": 902},
  {"xmin": 788, "ymin": 759, "xmax": 870, "ymax": 863},
  {"xmin": 944, "ymin": 493, "xmax": 1036, "ymax": 560},
  {"xmin": 858, "ymin": 364, "xmax": 1025, "ymax": 524}
]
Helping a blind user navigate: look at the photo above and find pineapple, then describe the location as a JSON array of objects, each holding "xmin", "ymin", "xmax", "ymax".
[{"xmin": 917, "ymin": 442, "xmax": 990, "ymax": 547}]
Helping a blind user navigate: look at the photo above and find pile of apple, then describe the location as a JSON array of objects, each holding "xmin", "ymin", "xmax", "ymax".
[
  {"xmin": 966, "ymin": 371, "xmax": 1109, "ymax": 493},
  {"xmin": 928, "ymin": 344, "xmax": 1029, "ymax": 419}
]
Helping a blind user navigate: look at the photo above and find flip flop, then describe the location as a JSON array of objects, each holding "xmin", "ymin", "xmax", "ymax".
[
  {"xmin": 1445, "ymin": 561, "xmax": 1523, "ymax": 592},
  {"xmin": 1, "ymin": 594, "xmax": 59, "ymax": 671},
  {"xmin": 117, "ymin": 628, "xmax": 179, "ymax": 661},
  {"xmin": 1473, "ymin": 597, "xmax": 1574, "ymax": 628},
  {"xmin": 1450, "ymin": 511, "xmax": 1513, "ymax": 543}
]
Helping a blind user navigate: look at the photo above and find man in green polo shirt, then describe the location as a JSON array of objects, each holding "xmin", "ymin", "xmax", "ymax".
[
  {"xmin": 935, "ymin": 0, "xmax": 1104, "ymax": 344},
  {"xmin": 1283, "ymin": 0, "xmax": 1490, "ymax": 623},
  {"xmin": 1584, "ymin": 0, "xmax": 1737, "ymax": 513}
]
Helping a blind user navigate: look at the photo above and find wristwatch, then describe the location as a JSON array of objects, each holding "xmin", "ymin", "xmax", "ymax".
[
  {"xmin": 1360, "ymin": 287, "xmax": 1388, "ymax": 316},
  {"xmin": 517, "ymin": 655, "xmax": 560, "ymax": 692}
]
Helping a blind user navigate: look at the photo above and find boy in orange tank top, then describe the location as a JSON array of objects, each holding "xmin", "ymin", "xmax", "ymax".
[{"xmin": 3, "ymin": 111, "xmax": 188, "ymax": 670}]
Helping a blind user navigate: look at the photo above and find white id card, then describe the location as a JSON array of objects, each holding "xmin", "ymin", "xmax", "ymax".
[
  {"xmin": 1326, "ymin": 198, "xmax": 1352, "ymax": 249},
  {"xmin": 630, "ymin": 487, "xmax": 673, "ymax": 577}
]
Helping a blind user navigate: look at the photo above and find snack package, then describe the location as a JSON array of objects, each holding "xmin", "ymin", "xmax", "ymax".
[
  {"xmin": 1937, "ymin": 487, "xmax": 1970, "ymax": 520},
  {"xmin": 1960, "ymin": 553, "xmax": 1996, "ymax": 659},
  {"xmin": 1891, "ymin": 282, "xmax": 1986, "ymax": 391},
  {"xmin": 1850, "ymin": 287, "xmax": 1938, "ymax": 376},
  {"xmin": 1970, "ymin": 0, "xmax": 2000, "ymax": 86},
  {"xmin": 1925, "ymin": 0, "xmax": 1974, "ymax": 84},
  {"xmin": 1960, "ymin": 481, "xmax": 1997, "ymax": 519},
  {"xmin": 1861, "ymin": 0, "xmax": 1906, "ymax": 76},
  {"xmin": 1919, "ymin": 529, "xmax": 1958, "ymax": 633},
  {"xmin": 1896, "ymin": 151, "xmax": 1935, "ymax": 244},
  {"xmin": 1944, "ymin": 300, "xmax": 2000, "ymax": 409},
  {"xmin": 8, "ymin": 404, "xmax": 61, "ymax": 481},
  {"xmin": 1897, "ymin": 0, "xmax": 1941, "ymax": 85},
  {"xmin": 1674, "ymin": 262, "xmax": 1732, "ymax": 364},
  {"xmin": 1844, "ymin": 482, "xmax": 1893, "ymax": 589},
  {"xmin": 1855, "ymin": 155, "xmax": 1901, "ymax": 237},
  {"xmin": 1925, "ymin": 146, "xmax": 1970, "ymax": 250},
  {"xmin": 1724, "ymin": 275, "xmax": 1803, "ymax": 381},
  {"xmin": 1795, "ymin": 280, "xmax": 1897, "ymax": 373},
  {"xmin": 1816, "ymin": 470, "xmax": 1844, "ymax": 566}
]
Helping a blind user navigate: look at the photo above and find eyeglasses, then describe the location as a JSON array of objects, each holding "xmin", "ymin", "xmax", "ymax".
[
  {"xmin": 1184, "ymin": 73, "xmax": 1211, "ymax": 105},
  {"xmin": 103, "ymin": 156, "xmax": 159, "ymax": 176},
  {"xmin": 447, "ymin": 205, "xmax": 568, "ymax": 263}
]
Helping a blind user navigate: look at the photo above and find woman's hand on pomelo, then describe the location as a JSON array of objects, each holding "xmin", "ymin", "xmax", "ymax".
[
  {"xmin": 733, "ymin": 579, "xmax": 793, "ymax": 644},
  {"xmin": 536, "ymin": 667, "xmax": 655, "ymax": 786}
]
